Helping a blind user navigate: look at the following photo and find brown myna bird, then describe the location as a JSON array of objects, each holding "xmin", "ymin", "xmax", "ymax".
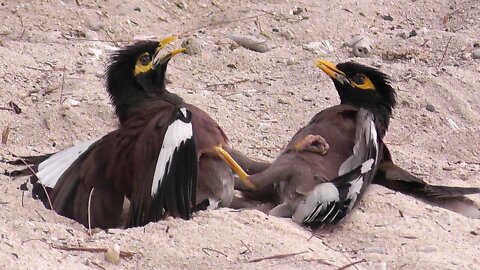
[
  {"xmin": 234, "ymin": 60, "xmax": 480, "ymax": 225},
  {"xmin": 7, "ymin": 37, "xmax": 259, "ymax": 229}
]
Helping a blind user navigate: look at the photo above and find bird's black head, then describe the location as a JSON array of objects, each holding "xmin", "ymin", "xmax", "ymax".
[
  {"xmin": 316, "ymin": 60, "xmax": 396, "ymax": 132},
  {"xmin": 106, "ymin": 36, "xmax": 185, "ymax": 121}
]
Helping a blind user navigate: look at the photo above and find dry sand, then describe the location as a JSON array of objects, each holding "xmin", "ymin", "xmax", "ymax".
[{"xmin": 0, "ymin": 0, "xmax": 479, "ymax": 269}]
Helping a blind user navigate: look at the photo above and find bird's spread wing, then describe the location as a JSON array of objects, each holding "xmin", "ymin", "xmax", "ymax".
[
  {"xmin": 129, "ymin": 107, "xmax": 197, "ymax": 227},
  {"xmin": 293, "ymin": 109, "xmax": 380, "ymax": 225},
  {"xmin": 6, "ymin": 107, "xmax": 198, "ymax": 229}
]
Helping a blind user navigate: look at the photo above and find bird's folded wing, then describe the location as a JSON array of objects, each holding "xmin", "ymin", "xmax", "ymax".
[
  {"xmin": 129, "ymin": 107, "xmax": 197, "ymax": 227},
  {"xmin": 294, "ymin": 108, "xmax": 380, "ymax": 225}
]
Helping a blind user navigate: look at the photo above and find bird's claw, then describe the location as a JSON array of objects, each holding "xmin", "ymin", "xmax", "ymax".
[{"xmin": 294, "ymin": 135, "xmax": 329, "ymax": 155}]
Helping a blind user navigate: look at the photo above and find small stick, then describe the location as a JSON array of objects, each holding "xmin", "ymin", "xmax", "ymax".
[
  {"xmin": 91, "ymin": 261, "xmax": 106, "ymax": 270},
  {"xmin": 437, "ymin": 36, "xmax": 453, "ymax": 68},
  {"xmin": 336, "ymin": 259, "xmax": 366, "ymax": 270},
  {"xmin": 59, "ymin": 65, "xmax": 66, "ymax": 104},
  {"xmin": 206, "ymin": 79, "xmax": 250, "ymax": 88},
  {"xmin": 35, "ymin": 209, "xmax": 47, "ymax": 222},
  {"xmin": 50, "ymin": 245, "xmax": 135, "ymax": 258},
  {"xmin": 0, "ymin": 107, "xmax": 14, "ymax": 112},
  {"xmin": 248, "ymin": 250, "xmax": 309, "ymax": 263},
  {"xmin": 202, "ymin": 247, "xmax": 228, "ymax": 257},
  {"xmin": 103, "ymin": 29, "xmax": 119, "ymax": 47},
  {"xmin": 240, "ymin": 239, "xmax": 251, "ymax": 255}
]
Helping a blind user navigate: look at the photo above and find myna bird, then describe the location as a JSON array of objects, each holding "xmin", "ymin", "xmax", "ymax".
[
  {"xmin": 231, "ymin": 60, "xmax": 397, "ymax": 226},
  {"xmin": 7, "ymin": 37, "xmax": 259, "ymax": 228},
  {"xmin": 234, "ymin": 60, "xmax": 480, "ymax": 224}
]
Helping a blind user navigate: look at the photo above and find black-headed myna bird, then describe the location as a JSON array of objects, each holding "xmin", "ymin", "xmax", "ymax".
[
  {"xmin": 234, "ymin": 60, "xmax": 480, "ymax": 225},
  {"xmin": 7, "ymin": 36, "xmax": 261, "ymax": 228}
]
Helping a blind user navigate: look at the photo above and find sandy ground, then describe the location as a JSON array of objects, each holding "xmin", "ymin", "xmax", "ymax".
[{"xmin": 0, "ymin": 0, "xmax": 479, "ymax": 269}]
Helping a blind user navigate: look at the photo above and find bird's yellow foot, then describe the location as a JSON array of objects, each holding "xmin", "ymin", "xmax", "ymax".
[
  {"xmin": 294, "ymin": 135, "xmax": 329, "ymax": 155},
  {"xmin": 213, "ymin": 146, "xmax": 256, "ymax": 189}
]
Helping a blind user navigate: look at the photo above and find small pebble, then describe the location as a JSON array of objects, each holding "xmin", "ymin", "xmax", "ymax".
[
  {"xmin": 302, "ymin": 96, "xmax": 313, "ymax": 102},
  {"xmin": 279, "ymin": 29, "xmax": 295, "ymax": 40},
  {"xmin": 418, "ymin": 245, "xmax": 438, "ymax": 253},
  {"xmin": 472, "ymin": 48, "xmax": 480, "ymax": 59},
  {"xmin": 104, "ymin": 244, "xmax": 121, "ymax": 264},
  {"xmin": 181, "ymin": 37, "xmax": 202, "ymax": 55},
  {"xmin": 363, "ymin": 246, "xmax": 386, "ymax": 254},
  {"xmin": 409, "ymin": 30, "xmax": 417, "ymax": 38},
  {"xmin": 382, "ymin": 14, "xmax": 393, "ymax": 21},
  {"xmin": 425, "ymin": 103, "xmax": 436, "ymax": 112},
  {"xmin": 277, "ymin": 98, "xmax": 291, "ymax": 105},
  {"xmin": 66, "ymin": 98, "xmax": 80, "ymax": 107},
  {"xmin": 286, "ymin": 57, "xmax": 296, "ymax": 65},
  {"xmin": 228, "ymin": 34, "xmax": 275, "ymax": 53}
]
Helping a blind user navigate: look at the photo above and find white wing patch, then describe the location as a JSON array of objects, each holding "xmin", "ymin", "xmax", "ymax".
[
  {"xmin": 36, "ymin": 138, "xmax": 99, "ymax": 188},
  {"xmin": 293, "ymin": 182, "xmax": 339, "ymax": 223},
  {"xmin": 151, "ymin": 117, "xmax": 193, "ymax": 197}
]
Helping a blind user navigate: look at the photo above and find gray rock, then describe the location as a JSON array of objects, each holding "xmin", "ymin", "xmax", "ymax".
[
  {"xmin": 425, "ymin": 103, "xmax": 436, "ymax": 112},
  {"xmin": 280, "ymin": 29, "xmax": 295, "ymax": 40},
  {"xmin": 472, "ymin": 48, "xmax": 480, "ymax": 59},
  {"xmin": 228, "ymin": 34, "xmax": 275, "ymax": 53},
  {"xmin": 344, "ymin": 34, "xmax": 372, "ymax": 57},
  {"xmin": 363, "ymin": 246, "xmax": 386, "ymax": 254}
]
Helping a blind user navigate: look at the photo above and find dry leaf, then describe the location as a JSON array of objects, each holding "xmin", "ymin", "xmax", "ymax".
[{"xmin": 2, "ymin": 125, "xmax": 10, "ymax": 144}]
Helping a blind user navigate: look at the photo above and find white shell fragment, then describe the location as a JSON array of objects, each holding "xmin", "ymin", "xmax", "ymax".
[
  {"xmin": 302, "ymin": 41, "xmax": 334, "ymax": 55},
  {"xmin": 66, "ymin": 98, "xmax": 80, "ymax": 107},
  {"xmin": 446, "ymin": 118, "xmax": 460, "ymax": 132},
  {"xmin": 343, "ymin": 34, "xmax": 373, "ymax": 57},
  {"xmin": 104, "ymin": 244, "xmax": 121, "ymax": 264}
]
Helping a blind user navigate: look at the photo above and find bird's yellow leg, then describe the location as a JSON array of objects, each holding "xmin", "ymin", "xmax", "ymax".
[{"xmin": 213, "ymin": 146, "xmax": 256, "ymax": 189}]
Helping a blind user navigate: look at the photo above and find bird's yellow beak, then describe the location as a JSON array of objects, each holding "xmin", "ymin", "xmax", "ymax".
[
  {"xmin": 155, "ymin": 35, "xmax": 178, "ymax": 53},
  {"xmin": 315, "ymin": 59, "xmax": 345, "ymax": 78},
  {"xmin": 153, "ymin": 48, "xmax": 186, "ymax": 67}
]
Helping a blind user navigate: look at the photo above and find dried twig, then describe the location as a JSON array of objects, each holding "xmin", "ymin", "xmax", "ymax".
[
  {"xmin": 202, "ymin": 247, "xmax": 228, "ymax": 257},
  {"xmin": 35, "ymin": 209, "xmax": 47, "ymax": 222},
  {"xmin": 248, "ymin": 250, "xmax": 309, "ymax": 263},
  {"xmin": 59, "ymin": 65, "xmax": 66, "ymax": 104},
  {"xmin": 91, "ymin": 261, "xmax": 106, "ymax": 270},
  {"xmin": 50, "ymin": 245, "xmax": 135, "ymax": 258},
  {"xmin": 205, "ymin": 79, "xmax": 250, "ymax": 89},
  {"xmin": 336, "ymin": 259, "xmax": 366, "ymax": 270},
  {"xmin": 240, "ymin": 239, "xmax": 251, "ymax": 255},
  {"xmin": 437, "ymin": 36, "xmax": 453, "ymax": 68},
  {"xmin": 178, "ymin": 11, "xmax": 272, "ymax": 37},
  {"xmin": 103, "ymin": 29, "xmax": 119, "ymax": 47}
]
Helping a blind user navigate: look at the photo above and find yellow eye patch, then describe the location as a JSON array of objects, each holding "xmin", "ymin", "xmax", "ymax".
[
  {"xmin": 350, "ymin": 74, "xmax": 375, "ymax": 90},
  {"xmin": 134, "ymin": 52, "xmax": 153, "ymax": 76}
]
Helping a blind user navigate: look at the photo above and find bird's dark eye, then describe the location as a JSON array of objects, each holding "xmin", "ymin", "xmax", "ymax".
[
  {"xmin": 139, "ymin": 54, "xmax": 150, "ymax": 66},
  {"xmin": 351, "ymin": 74, "xmax": 365, "ymax": 84}
]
